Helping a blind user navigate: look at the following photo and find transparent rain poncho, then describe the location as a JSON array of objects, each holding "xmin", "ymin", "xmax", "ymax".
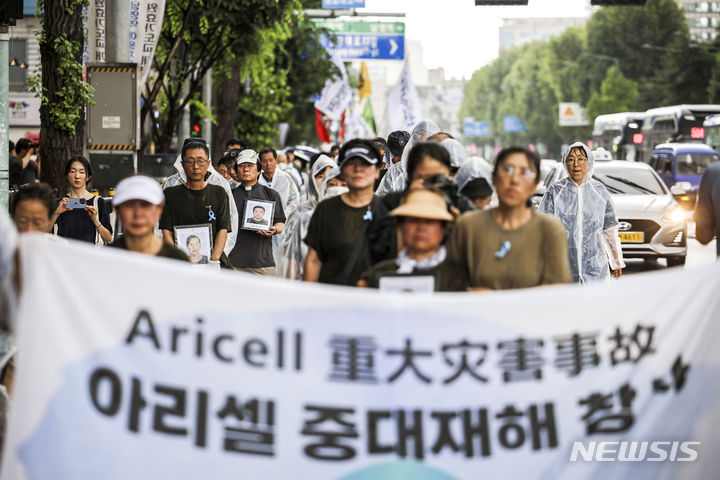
[
  {"xmin": 454, "ymin": 156, "xmax": 493, "ymax": 194},
  {"xmin": 306, "ymin": 155, "xmax": 337, "ymax": 202},
  {"xmin": 276, "ymin": 166, "xmax": 344, "ymax": 280},
  {"xmin": 163, "ymin": 154, "xmax": 239, "ymax": 256},
  {"xmin": 538, "ymin": 142, "xmax": 625, "ymax": 283},
  {"xmin": 441, "ymin": 138, "xmax": 469, "ymax": 171},
  {"xmin": 376, "ymin": 119, "xmax": 440, "ymax": 196},
  {"xmin": 259, "ymin": 167, "xmax": 300, "ymax": 217}
]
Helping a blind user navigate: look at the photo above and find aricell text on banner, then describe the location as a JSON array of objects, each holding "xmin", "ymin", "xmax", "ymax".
[{"xmin": 2, "ymin": 235, "xmax": 719, "ymax": 479}]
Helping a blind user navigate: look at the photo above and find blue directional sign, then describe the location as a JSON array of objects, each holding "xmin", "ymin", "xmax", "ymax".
[
  {"xmin": 322, "ymin": 0, "xmax": 365, "ymax": 8},
  {"xmin": 503, "ymin": 115, "xmax": 526, "ymax": 133},
  {"xmin": 463, "ymin": 118, "xmax": 492, "ymax": 137},
  {"xmin": 315, "ymin": 20, "xmax": 406, "ymax": 61},
  {"xmin": 320, "ymin": 33, "xmax": 405, "ymax": 61}
]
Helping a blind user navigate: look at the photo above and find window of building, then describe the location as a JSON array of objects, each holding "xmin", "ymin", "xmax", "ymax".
[{"xmin": 9, "ymin": 39, "xmax": 28, "ymax": 92}]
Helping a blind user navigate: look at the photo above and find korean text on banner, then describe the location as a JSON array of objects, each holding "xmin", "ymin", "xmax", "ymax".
[
  {"xmin": 3, "ymin": 235, "xmax": 720, "ymax": 479},
  {"xmin": 83, "ymin": 0, "xmax": 106, "ymax": 64},
  {"xmin": 131, "ymin": 0, "xmax": 167, "ymax": 87},
  {"xmin": 387, "ymin": 58, "xmax": 422, "ymax": 131},
  {"xmin": 84, "ymin": 0, "xmax": 165, "ymax": 87}
]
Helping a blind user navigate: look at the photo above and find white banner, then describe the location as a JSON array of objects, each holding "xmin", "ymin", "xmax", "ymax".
[
  {"xmin": 314, "ymin": 55, "xmax": 353, "ymax": 121},
  {"xmin": 83, "ymin": 0, "xmax": 165, "ymax": 89},
  {"xmin": 83, "ymin": 0, "xmax": 107, "ymax": 64},
  {"xmin": 345, "ymin": 98, "xmax": 375, "ymax": 140},
  {"xmin": 131, "ymin": 0, "xmax": 166, "ymax": 89},
  {"xmin": 387, "ymin": 57, "xmax": 423, "ymax": 131},
  {"xmin": 3, "ymin": 236, "xmax": 720, "ymax": 479}
]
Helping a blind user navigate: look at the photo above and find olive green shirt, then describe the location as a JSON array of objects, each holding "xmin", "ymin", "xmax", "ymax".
[{"xmin": 446, "ymin": 209, "xmax": 571, "ymax": 290}]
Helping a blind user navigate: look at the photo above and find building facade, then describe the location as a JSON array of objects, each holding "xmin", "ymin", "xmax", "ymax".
[
  {"xmin": 499, "ymin": 17, "xmax": 589, "ymax": 52},
  {"xmin": 678, "ymin": 0, "xmax": 720, "ymax": 41}
]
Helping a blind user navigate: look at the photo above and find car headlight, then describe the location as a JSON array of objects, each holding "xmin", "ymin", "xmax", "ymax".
[{"xmin": 662, "ymin": 206, "xmax": 687, "ymax": 224}]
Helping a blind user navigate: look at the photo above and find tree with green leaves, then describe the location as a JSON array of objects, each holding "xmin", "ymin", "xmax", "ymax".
[
  {"xmin": 212, "ymin": 5, "xmax": 336, "ymax": 156},
  {"xmin": 586, "ymin": 66, "xmax": 639, "ymax": 121},
  {"xmin": 460, "ymin": 0, "xmax": 713, "ymax": 159},
  {"xmin": 584, "ymin": 0, "xmax": 689, "ymax": 107},
  {"xmin": 32, "ymin": 0, "xmax": 93, "ymax": 192},
  {"xmin": 142, "ymin": 0, "xmax": 294, "ymax": 153}
]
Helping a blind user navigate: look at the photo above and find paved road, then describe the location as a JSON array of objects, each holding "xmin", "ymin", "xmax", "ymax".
[{"xmin": 624, "ymin": 238, "xmax": 716, "ymax": 275}]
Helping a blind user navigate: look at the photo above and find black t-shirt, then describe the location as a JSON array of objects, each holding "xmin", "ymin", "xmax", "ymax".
[
  {"xmin": 304, "ymin": 195, "xmax": 388, "ymax": 285},
  {"xmin": 9, "ymin": 156, "xmax": 38, "ymax": 189},
  {"xmin": 55, "ymin": 195, "xmax": 113, "ymax": 243},
  {"xmin": 229, "ymin": 183, "xmax": 286, "ymax": 268},
  {"xmin": 696, "ymin": 162, "xmax": 720, "ymax": 256},
  {"xmin": 109, "ymin": 235, "xmax": 190, "ymax": 261},
  {"xmin": 160, "ymin": 183, "xmax": 231, "ymax": 240}
]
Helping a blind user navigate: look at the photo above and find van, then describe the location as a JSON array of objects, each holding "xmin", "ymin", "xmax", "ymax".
[{"xmin": 648, "ymin": 143, "xmax": 720, "ymax": 209}]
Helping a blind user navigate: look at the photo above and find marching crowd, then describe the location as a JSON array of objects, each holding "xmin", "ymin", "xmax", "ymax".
[
  {"xmin": 3, "ymin": 118, "xmax": 720, "ymax": 452},
  {"xmin": 6, "ymin": 118, "xmax": 720, "ymax": 298}
]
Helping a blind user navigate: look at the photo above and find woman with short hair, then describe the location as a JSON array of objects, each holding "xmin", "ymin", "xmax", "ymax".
[
  {"xmin": 303, "ymin": 139, "xmax": 387, "ymax": 285},
  {"xmin": 11, "ymin": 183, "xmax": 57, "ymax": 234},
  {"xmin": 447, "ymin": 146, "xmax": 572, "ymax": 290}
]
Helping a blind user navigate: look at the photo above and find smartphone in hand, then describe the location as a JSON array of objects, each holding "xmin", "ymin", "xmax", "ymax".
[{"xmin": 66, "ymin": 198, "xmax": 87, "ymax": 209}]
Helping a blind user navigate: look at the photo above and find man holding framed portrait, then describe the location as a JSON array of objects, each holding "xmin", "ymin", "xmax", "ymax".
[
  {"xmin": 160, "ymin": 139, "xmax": 232, "ymax": 268},
  {"xmin": 229, "ymin": 150, "xmax": 286, "ymax": 275}
]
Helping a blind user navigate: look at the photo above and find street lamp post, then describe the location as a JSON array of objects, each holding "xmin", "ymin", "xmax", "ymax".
[{"xmin": 583, "ymin": 52, "xmax": 621, "ymax": 76}]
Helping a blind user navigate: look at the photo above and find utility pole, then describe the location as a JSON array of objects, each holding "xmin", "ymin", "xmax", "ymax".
[
  {"xmin": 201, "ymin": 68, "xmax": 212, "ymax": 142},
  {"xmin": 0, "ymin": 27, "xmax": 8, "ymax": 210},
  {"xmin": 177, "ymin": 78, "xmax": 190, "ymax": 144},
  {"xmin": 105, "ymin": 0, "xmax": 129, "ymax": 63}
]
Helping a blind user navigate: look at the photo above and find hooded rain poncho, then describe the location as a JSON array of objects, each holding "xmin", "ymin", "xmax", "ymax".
[
  {"xmin": 539, "ymin": 142, "xmax": 625, "ymax": 283},
  {"xmin": 259, "ymin": 168, "xmax": 300, "ymax": 217},
  {"xmin": 441, "ymin": 138, "xmax": 469, "ymax": 171},
  {"xmin": 276, "ymin": 166, "xmax": 344, "ymax": 280},
  {"xmin": 307, "ymin": 155, "xmax": 336, "ymax": 202},
  {"xmin": 163, "ymin": 154, "xmax": 239, "ymax": 256},
  {"xmin": 375, "ymin": 120, "xmax": 440, "ymax": 196},
  {"xmin": 454, "ymin": 156, "xmax": 493, "ymax": 193}
]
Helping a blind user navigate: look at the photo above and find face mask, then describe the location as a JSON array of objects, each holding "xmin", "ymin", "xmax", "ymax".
[
  {"xmin": 278, "ymin": 163, "xmax": 288, "ymax": 171},
  {"xmin": 324, "ymin": 186, "xmax": 348, "ymax": 198}
]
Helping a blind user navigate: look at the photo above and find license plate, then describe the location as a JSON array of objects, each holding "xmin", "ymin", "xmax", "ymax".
[{"xmin": 619, "ymin": 232, "xmax": 644, "ymax": 243}]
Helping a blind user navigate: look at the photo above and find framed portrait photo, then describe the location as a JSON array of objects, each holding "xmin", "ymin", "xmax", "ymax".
[
  {"xmin": 174, "ymin": 224, "xmax": 213, "ymax": 265},
  {"xmin": 242, "ymin": 199, "xmax": 275, "ymax": 232}
]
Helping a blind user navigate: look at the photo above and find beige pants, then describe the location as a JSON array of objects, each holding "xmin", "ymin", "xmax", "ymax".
[{"xmin": 238, "ymin": 266, "xmax": 276, "ymax": 276}]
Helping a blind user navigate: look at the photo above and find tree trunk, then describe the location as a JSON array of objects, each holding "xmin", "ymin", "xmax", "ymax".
[
  {"xmin": 212, "ymin": 58, "xmax": 240, "ymax": 162},
  {"xmin": 156, "ymin": 105, "xmax": 180, "ymax": 153},
  {"xmin": 38, "ymin": 0, "xmax": 84, "ymax": 194}
]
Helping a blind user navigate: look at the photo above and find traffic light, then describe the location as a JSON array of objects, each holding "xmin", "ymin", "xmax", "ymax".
[
  {"xmin": 591, "ymin": 1, "xmax": 646, "ymax": 5},
  {"xmin": 475, "ymin": 1, "xmax": 528, "ymax": 4},
  {"xmin": 190, "ymin": 104, "xmax": 202, "ymax": 137}
]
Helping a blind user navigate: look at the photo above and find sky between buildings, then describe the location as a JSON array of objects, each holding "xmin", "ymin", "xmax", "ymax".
[{"xmin": 359, "ymin": 0, "xmax": 592, "ymax": 80}]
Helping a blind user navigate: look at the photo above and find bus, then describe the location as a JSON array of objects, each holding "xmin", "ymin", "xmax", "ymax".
[
  {"xmin": 703, "ymin": 114, "xmax": 720, "ymax": 152},
  {"xmin": 592, "ymin": 112, "xmax": 645, "ymax": 161},
  {"xmin": 641, "ymin": 104, "xmax": 720, "ymax": 158}
]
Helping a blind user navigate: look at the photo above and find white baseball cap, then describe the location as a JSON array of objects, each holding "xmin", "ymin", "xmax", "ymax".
[
  {"xmin": 236, "ymin": 149, "xmax": 259, "ymax": 165},
  {"xmin": 113, "ymin": 175, "xmax": 165, "ymax": 206}
]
